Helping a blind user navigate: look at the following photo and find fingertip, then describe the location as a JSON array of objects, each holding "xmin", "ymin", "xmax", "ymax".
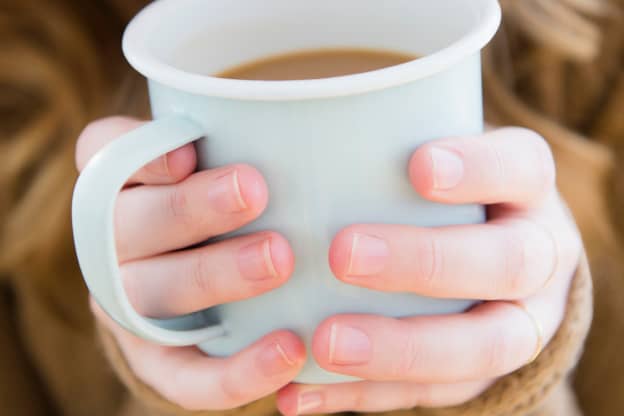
[
  {"xmin": 251, "ymin": 330, "xmax": 306, "ymax": 384},
  {"xmin": 233, "ymin": 164, "xmax": 269, "ymax": 215},
  {"xmin": 409, "ymin": 147, "xmax": 436, "ymax": 199},
  {"xmin": 276, "ymin": 385, "xmax": 300, "ymax": 416},
  {"xmin": 328, "ymin": 227, "xmax": 357, "ymax": 280},
  {"xmin": 311, "ymin": 317, "xmax": 336, "ymax": 369},
  {"xmin": 76, "ymin": 116, "xmax": 145, "ymax": 171},
  {"xmin": 256, "ymin": 330, "xmax": 307, "ymax": 378},
  {"xmin": 267, "ymin": 233, "xmax": 296, "ymax": 281},
  {"xmin": 273, "ymin": 330, "xmax": 308, "ymax": 366},
  {"xmin": 165, "ymin": 144, "xmax": 197, "ymax": 181}
]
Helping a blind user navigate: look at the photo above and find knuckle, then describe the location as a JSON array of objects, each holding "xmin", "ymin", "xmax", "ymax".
[
  {"xmin": 524, "ymin": 219, "xmax": 561, "ymax": 291},
  {"xmin": 534, "ymin": 221, "xmax": 559, "ymax": 288},
  {"xmin": 556, "ymin": 199, "xmax": 583, "ymax": 267},
  {"xmin": 77, "ymin": 120, "xmax": 98, "ymax": 144},
  {"xmin": 76, "ymin": 116, "xmax": 142, "ymax": 169},
  {"xmin": 103, "ymin": 115, "xmax": 138, "ymax": 125},
  {"xmin": 532, "ymin": 136, "xmax": 556, "ymax": 194},
  {"xmin": 509, "ymin": 127, "xmax": 556, "ymax": 195},
  {"xmin": 165, "ymin": 386, "xmax": 203, "ymax": 411},
  {"xmin": 394, "ymin": 330, "xmax": 424, "ymax": 379},
  {"xmin": 491, "ymin": 128, "xmax": 557, "ymax": 201},
  {"xmin": 504, "ymin": 127, "xmax": 546, "ymax": 147},
  {"xmin": 499, "ymin": 224, "xmax": 531, "ymax": 297},
  {"xmin": 481, "ymin": 326, "xmax": 513, "ymax": 376},
  {"xmin": 350, "ymin": 387, "xmax": 368, "ymax": 410},
  {"xmin": 120, "ymin": 265, "xmax": 146, "ymax": 315},
  {"xmin": 75, "ymin": 121, "xmax": 102, "ymax": 169},
  {"xmin": 220, "ymin": 374, "xmax": 249, "ymax": 408},
  {"xmin": 562, "ymin": 230, "xmax": 582, "ymax": 267},
  {"xmin": 79, "ymin": 117, "xmax": 112, "ymax": 139},
  {"xmin": 484, "ymin": 141, "xmax": 508, "ymax": 196},
  {"xmin": 501, "ymin": 218, "xmax": 570, "ymax": 296},
  {"xmin": 167, "ymin": 184, "xmax": 191, "ymax": 221},
  {"xmin": 159, "ymin": 375, "xmax": 187, "ymax": 407},
  {"xmin": 557, "ymin": 225, "xmax": 582, "ymax": 270},
  {"xmin": 410, "ymin": 384, "xmax": 436, "ymax": 408},
  {"xmin": 415, "ymin": 232, "xmax": 444, "ymax": 291},
  {"xmin": 190, "ymin": 250, "xmax": 216, "ymax": 302},
  {"xmin": 113, "ymin": 206, "xmax": 132, "ymax": 262},
  {"xmin": 76, "ymin": 116, "xmax": 128, "ymax": 166},
  {"xmin": 164, "ymin": 365, "xmax": 211, "ymax": 411}
]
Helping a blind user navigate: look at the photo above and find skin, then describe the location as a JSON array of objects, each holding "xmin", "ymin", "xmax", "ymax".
[{"xmin": 77, "ymin": 117, "xmax": 581, "ymax": 413}]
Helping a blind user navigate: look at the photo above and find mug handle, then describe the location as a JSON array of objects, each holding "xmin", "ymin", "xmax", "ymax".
[{"xmin": 72, "ymin": 115, "xmax": 227, "ymax": 346}]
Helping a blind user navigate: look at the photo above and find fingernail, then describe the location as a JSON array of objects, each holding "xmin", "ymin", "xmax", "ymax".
[
  {"xmin": 258, "ymin": 341, "xmax": 297, "ymax": 376},
  {"xmin": 210, "ymin": 169, "xmax": 247, "ymax": 213},
  {"xmin": 145, "ymin": 154, "xmax": 171, "ymax": 179},
  {"xmin": 162, "ymin": 153, "xmax": 171, "ymax": 176},
  {"xmin": 430, "ymin": 147, "xmax": 464, "ymax": 190},
  {"xmin": 297, "ymin": 391, "xmax": 323, "ymax": 414},
  {"xmin": 329, "ymin": 324, "xmax": 372, "ymax": 365},
  {"xmin": 238, "ymin": 239, "xmax": 278, "ymax": 281},
  {"xmin": 347, "ymin": 233, "xmax": 389, "ymax": 277}
]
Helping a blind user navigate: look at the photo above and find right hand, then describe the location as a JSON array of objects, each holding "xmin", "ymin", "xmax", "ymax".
[{"xmin": 76, "ymin": 116, "xmax": 306, "ymax": 411}]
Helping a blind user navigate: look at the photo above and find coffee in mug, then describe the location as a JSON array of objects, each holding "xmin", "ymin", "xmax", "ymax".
[{"xmin": 215, "ymin": 48, "xmax": 417, "ymax": 81}]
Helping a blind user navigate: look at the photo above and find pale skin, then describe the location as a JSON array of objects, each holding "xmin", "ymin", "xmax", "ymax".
[{"xmin": 77, "ymin": 117, "xmax": 582, "ymax": 414}]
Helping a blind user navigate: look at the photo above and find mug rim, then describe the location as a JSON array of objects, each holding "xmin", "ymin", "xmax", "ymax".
[{"xmin": 123, "ymin": 0, "xmax": 501, "ymax": 101}]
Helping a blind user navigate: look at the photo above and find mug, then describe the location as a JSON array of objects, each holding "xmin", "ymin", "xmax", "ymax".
[{"xmin": 72, "ymin": 0, "xmax": 501, "ymax": 383}]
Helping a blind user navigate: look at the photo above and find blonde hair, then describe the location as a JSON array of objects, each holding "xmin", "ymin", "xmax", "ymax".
[{"xmin": 0, "ymin": 0, "xmax": 621, "ymax": 283}]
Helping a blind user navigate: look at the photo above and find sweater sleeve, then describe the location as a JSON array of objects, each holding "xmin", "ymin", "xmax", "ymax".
[
  {"xmin": 0, "ymin": 283, "xmax": 56, "ymax": 416},
  {"xmin": 96, "ymin": 254, "xmax": 592, "ymax": 416}
]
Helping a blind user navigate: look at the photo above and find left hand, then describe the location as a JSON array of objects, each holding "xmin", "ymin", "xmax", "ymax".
[{"xmin": 277, "ymin": 128, "xmax": 582, "ymax": 415}]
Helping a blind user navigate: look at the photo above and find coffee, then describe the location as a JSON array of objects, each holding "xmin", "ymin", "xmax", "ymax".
[{"xmin": 216, "ymin": 48, "xmax": 416, "ymax": 81}]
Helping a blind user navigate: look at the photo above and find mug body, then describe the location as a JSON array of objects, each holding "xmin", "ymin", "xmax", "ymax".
[
  {"xmin": 148, "ymin": 54, "xmax": 484, "ymax": 381},
  {"xmin": 122, "ymin": 0, "xmax": 501, "ymax": 383}
]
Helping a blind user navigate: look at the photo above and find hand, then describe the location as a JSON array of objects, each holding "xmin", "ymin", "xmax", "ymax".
[
  {"xmin": 77, "ymin": 117, "xmax": 306, "ymax": 411},
  {"xmin": 277, "ymin": 128, "xmax": 582, "ymax": 415}
]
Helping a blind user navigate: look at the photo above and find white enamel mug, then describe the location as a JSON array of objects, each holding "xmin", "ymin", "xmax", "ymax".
[{"xmin": 72, "ymin": 0, "xmax": 501, "ymax": 383}]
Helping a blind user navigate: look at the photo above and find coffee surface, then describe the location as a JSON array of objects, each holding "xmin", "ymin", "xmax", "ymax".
[{"xmin": 217, "ymin": 48, "xmax": 416, "ymax": 81}]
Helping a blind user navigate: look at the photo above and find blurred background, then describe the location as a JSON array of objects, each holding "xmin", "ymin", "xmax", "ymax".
[{"xmin": 1, "ymin": 1, "xmax": 624, "ymax": 415}]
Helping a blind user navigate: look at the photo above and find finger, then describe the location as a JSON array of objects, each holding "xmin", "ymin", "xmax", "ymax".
[
  {"xmin": 92, "ymin": 299, "xmax": 306, "ymax": 411},
  {"xmin": 329, "ymin": 190, "xmax": 581, "ymax": 299},
  {"xmin": 329, "ymin": 207, "xmax": 582, "ymax": 299},
  {"xmin": 312, "ymin": 296, "xmax": 562, "ymax": 383},
  {"xmin": 76, "ymin": 116, "xmax": 196, "ymax": 185},
  {"xmin": 409, "ymin": 127, "xmax": 556, "ymax": 207},
  {"xmin": 122, "ymin": 232, "xmax": 294, "ymax": 318},
  {"xmin": 277, "ymin": 380, "xmax": 491, "ymax": 415},
  {"xmin": 115, "ymin": 163, "xmax": 268, "ymax": 261}
]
